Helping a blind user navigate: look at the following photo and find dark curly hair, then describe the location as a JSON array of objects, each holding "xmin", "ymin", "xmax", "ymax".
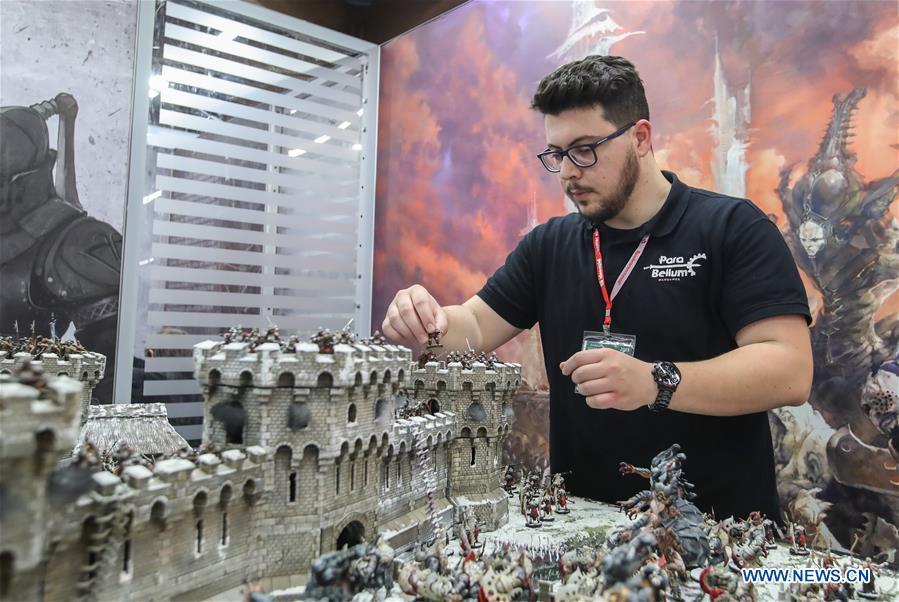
[{"xmin": 531, "ymin": 55, "xmax": 650, "ymax": 127}]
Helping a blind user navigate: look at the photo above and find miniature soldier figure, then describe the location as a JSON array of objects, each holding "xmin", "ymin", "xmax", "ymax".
[
  {"xmin": 748, "ymin": 511, "xmax": 779, "ymax": 551},
  {"xmin": 418, "ymin": 329, "xmax": 444, "ymax": 367},
  {"xmin": 503, "ymin": 465, "xmax": 518, "ymax": 497},
  {"xmin": 541, "ymin": 491, "xmax": 555, "ymax": 521},
  {"xmin": 528, "ymin": 471, "xmax": 542, "ymax": 492},
  {"xmin": 857, "ymin": 557, "xmax": 885, "ymax": 600},
  {"xmin": 264, "ymin": 325, "xmax": 281, "ymax": 343},
  {"xmin": 552, "ymin": 473, "xmax": 567, "ymax": 494},
  {"xmin": 311, "ymin": 328, "xmax": 335, "ymax": 353},
  {"xmin": 762, "ymin": 516, "xmax": 780, "ymax": 549},
  {"xmin": 820, "ymin": 554, "xmax": 852, "ymax": 602},
  {"xmin": 367, "ymin": 330, "xmax": 387, "ymax": 345},
  {"xmin": 555, "ymin": 486, "xmax": 570, "ymax": 514},
  {"xmin": 525, "ymin": 494, "xmax": 542, "ymax": 528},
  {"xmin": 458, "ymin": 508, "xmax": 481, "ymax": 550},
  {"xmin": 417, "ymin": 350, "xmax": 436, "ymax": 368},
  {"xmin": 789, "ymin": 523, "xmax": 810, "ymax": 556},
  {"xmin": 459, "ymin": 350, "xmax": 475, "ymax": 370},
  {"xmin": 426, "ymin": 329, "xmax": 442, "ymax": 348},
  {"xmin": 725, "ymin": 519, "xmax": 747, "ymax": 548},
  {"xmin": 334, "ymin": 322, "xmax": 355, "ymax": 346},
  {"xmin": 707, "ymin": 535, "xmax": 727, "ymax": 566}
]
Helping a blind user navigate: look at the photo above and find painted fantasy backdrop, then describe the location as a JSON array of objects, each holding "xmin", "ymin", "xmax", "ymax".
[{"xmin": 373, "ymin": 0, "xmax": 899, "ymax": 561}]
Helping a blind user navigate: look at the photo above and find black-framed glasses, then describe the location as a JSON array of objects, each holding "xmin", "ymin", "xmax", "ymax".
[{"xmin": 537, "ymin": 122, "xmax": 636, "ymax": 173}]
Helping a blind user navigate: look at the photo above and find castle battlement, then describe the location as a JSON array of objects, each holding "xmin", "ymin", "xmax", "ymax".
[
  {"xmin": 0, "ymin": 374, "xmax": 83, "ymax": 459},
  {"xmin": 411, "ymin": 360, "xmax": 522, "ymax": 393},
  {"xmin": 193, "ymin": 340, "xmax": 413, "ymax": 389},
  {"xmin": 68, "ymin": 445, "xmax": 268, "ymax": 526},
  {"xmin": 1, "ymin": 351, "xmax": 105, "ymax": 423},
  {"xmin": 392, "ymin": 411, "xmax": 457, "ymax": 446},
  {"xmin": 1, "ymin": 351, "xmax": 105, "ymax": 382}
]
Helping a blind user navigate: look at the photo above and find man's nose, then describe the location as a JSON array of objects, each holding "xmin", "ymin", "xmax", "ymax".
[{"xmin": 559, "ymin": 155, "xmax": 582, "ymax": 180}]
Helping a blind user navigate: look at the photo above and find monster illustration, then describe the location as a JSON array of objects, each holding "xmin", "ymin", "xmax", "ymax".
[
  {"xmin": 777, "ymin": 86, "xmax": 899, "ymax": 551},
  {"xmin": 0, "ymin": 93, "xmax": 121, "ymax": 401}
]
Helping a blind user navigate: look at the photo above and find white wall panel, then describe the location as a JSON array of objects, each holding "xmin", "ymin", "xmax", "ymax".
[{"xmin": 118, "ymin": 0, "xmax": 378, "ymax": 444}]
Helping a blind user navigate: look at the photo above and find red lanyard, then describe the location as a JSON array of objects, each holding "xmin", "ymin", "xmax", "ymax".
[{"xmin": 592, "ymin": 228, "xmax": 650, "ymax": 334}]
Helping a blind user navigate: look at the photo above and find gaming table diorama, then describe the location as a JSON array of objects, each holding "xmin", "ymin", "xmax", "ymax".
[
  {"xmin": 2, "ymin": 1, "xmax": 899, "ymax": 601},
  {"xmin": 1, "ymin": 324, "xmax": 897, "ymax": 601}
]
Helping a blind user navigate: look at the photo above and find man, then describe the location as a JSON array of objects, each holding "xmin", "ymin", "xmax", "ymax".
[{"xmin": 381, "ymin": 56, "xmax": 812, "ymax": 522}]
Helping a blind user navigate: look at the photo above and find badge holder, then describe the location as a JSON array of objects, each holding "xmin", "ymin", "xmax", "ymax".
[
  {"xmin": 574, "ymin": 330, "xmax": 637, "ymax": 396},
  {"xmin": 581, "ymin": 330, "xmax": 636, "ymax": 356}
]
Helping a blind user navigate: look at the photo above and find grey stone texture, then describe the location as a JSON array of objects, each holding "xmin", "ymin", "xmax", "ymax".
[
  {"xmin": 0, "ymin": 340, "xmax": 520, "ymax": 600},
  {"xmin": 1, "ymin": 350, "xmax": 105, "ymax": 427}
]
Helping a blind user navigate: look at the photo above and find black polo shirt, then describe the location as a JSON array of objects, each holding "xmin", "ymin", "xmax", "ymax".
[{"xmin": 478, "ymin": 171, "xmax": 810, "ymax": 521}]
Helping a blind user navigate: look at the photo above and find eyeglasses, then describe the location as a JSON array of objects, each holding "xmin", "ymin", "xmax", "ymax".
[{"xmin": 537, "ymin": 122, "xmax": 636, "ymax": 173}]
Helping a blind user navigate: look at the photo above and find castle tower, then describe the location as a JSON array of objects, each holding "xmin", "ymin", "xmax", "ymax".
[
  {"xmin": 0, "ymin": 370, "xmax": 83, "ymax": 600},
  {"xmin": 1, "ymin": 350, "xmax": 105, "ymax": 427},
  {"xmin": 194, "ymin": 338, "xmax": 412, "ymax": 572},
  {"xmin": 411, "ymin": 358, "xmax": 521, "ymax": 529}
]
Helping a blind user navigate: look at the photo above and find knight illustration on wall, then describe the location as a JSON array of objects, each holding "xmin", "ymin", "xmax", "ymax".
[{"xmin": 0, "ymin": 93, "xmax": 122, "ymax": 402}]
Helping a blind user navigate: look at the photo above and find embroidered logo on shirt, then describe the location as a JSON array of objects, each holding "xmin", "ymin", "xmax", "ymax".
[{"xmin": 643, "ymin": 253, "xmax": 707, "ymax": 282}]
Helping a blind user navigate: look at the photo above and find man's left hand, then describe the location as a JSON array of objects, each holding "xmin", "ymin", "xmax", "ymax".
[{"xmin": 560, "ymin": 348, "xmax": 657, "ymax": 411}]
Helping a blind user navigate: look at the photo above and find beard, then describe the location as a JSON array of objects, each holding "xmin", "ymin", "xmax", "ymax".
[{"xmin": 568, "ymin": 148, "xmax": 639, "ymax": 224}]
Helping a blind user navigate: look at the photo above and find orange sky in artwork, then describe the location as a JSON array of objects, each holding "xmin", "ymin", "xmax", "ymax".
[{"xmin": 374, "ymin": 1, "xmax": 898, "ymax": 380}]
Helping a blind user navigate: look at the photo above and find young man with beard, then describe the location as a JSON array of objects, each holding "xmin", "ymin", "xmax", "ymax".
[{"xmin": 381, "ymin": 56, "xmax": 813, "ymax": 522}]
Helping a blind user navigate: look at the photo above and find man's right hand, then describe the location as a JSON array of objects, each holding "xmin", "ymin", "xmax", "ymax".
[{"xmin": 382, "ymin": 285, "xmax": 448, "ymax": 346}]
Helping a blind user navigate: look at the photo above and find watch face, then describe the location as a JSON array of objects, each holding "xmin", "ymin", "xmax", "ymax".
[{"xmin": 655, "ymin": 362, "xmax": 681, "ymax": 388}]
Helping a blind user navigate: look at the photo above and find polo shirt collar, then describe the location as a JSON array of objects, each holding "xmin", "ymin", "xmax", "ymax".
[{"xmin": 580, "ymin": 171, "xmax": 690, "ymax": 241}]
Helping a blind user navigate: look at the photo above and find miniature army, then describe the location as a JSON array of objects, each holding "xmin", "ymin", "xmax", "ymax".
[
  {"xmin": 298, "ymin": 442, "xmax": 894, "ymax": 601},
  {"xmin": 0, "ymin": 328, "xmax": 894, "ymax": 601}
]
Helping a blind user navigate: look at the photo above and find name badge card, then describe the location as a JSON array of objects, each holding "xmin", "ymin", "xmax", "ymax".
[{"xmin": 582, "ymin": 330, "xmax": 637, "ymax": 357}]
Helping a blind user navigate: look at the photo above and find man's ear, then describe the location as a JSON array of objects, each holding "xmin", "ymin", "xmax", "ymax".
[{"xmin": 634, "ymin": 119, "xmax": 653, "ymax": 157}]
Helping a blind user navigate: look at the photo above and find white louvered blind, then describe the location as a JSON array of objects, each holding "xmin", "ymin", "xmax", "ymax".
[{"xmin": 127, "ymin": 0, "xmax": 378, "ymax": 443}]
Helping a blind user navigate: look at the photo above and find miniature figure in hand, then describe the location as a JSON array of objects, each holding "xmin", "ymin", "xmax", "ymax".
[
  {"xmin": 417, "ymin": 329, "xmax": 445, "ymax": 367},
  {"xmin": 382, "ymin": 55, "xmax": 813, "ymax": 522}
]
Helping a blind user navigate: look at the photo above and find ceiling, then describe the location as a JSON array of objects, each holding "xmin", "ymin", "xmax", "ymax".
[{"xmin": 250, "ymin": 0, "xmax": 471, "ymax": 44}]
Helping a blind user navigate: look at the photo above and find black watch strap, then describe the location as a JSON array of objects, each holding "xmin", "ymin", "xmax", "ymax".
[{"xmin": 648, "ymin": 387, "xmax": 673, "ymax": 412}]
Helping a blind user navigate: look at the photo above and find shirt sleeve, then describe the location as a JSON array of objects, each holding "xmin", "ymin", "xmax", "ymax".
[
  {"xmin": 476, "ymin": 228, "xmax": 539, "ymax": 330},
  {"xmin": 720, "ymin": 201, "xmax": 812, "ymax": 338}
]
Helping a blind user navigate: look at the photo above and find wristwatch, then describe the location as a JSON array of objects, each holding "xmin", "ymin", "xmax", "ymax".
[{"xmin": 649, "ymin": 361, "xmax": 681, "ymax": 412}]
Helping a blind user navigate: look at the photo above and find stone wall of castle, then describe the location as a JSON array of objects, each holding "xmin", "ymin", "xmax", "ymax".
[
  {"xmin": 0, "ymin": 374, "xmax": 84, "ymax": 601},
  {"xmin": 0, "ymin": 350, "xmax": 104, "ymax": 426},
  {"xmin": 410, "ymin": 359, "xmax": 520, "ymax": 530},
  {"xmin": 373, "ymin": 414, "xmax": 456, "ymax": 551},
  {"xmin": 36, "ymin": 447, "xmax": 269, "ymax": 602},
  {"xmin": 0, "ymin": 341, "xmax": 520, "ymax": 601}
]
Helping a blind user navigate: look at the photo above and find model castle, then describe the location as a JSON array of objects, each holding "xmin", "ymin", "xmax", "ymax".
[{"xmin": 0, "ymin": 333, "xmax": 520, "ymax": 601}]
